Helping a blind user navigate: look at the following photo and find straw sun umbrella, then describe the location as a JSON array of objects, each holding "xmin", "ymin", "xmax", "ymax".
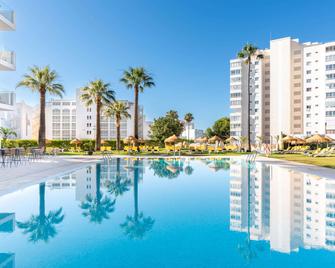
[
  {"xmin": 225, "ymin": 136, "xmax": 238, "ymax": 143},
  {"xmin": 124, "ymin": 136, "xmax": 138, "ymax": 145},
  {"xmin": 70, "ymin": 138, "xmax": 82, "ymax": 150},
  {"xmin": 306, "ymin": 134, "xmax": 331, "ymax": 148},
  {"xmin": 282, "ymin": 136, "xmax": 298, "ymax": 144},
  {"xmin": 195, "ymin": 137, "xmax": 208, "ymax": 144},
  {"xmin": 208, "ymin": 135, "xmax": 222, "ymax": 151}
]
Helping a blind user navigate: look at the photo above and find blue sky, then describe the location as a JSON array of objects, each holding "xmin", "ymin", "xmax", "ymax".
[{"xmin": 1, "ymin": 0, "xmax": 335, "ymax": 129}]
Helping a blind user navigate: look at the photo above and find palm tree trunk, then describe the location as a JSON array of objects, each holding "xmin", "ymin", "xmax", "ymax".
[
  {"xmin": 247, "ymin": 61, "xmax": 251, "ymax": 152},
  {"xmin": 134, "ymin": 85, "xmax": 139, "ymax": 140},
  {"xmin": 39, "ymin": 183, "xmax": 46, "ymax": 219},
  {"xmin": 116, "ymin": 115, "xmax": 121, "ymax": 150},
  {"xmin": 39, "ymin": 90, "xmax": 46, "ymax": 151},
  {"xmin": 96, "ymin": 101, "xmax": 101, "ymax": 151},
  {"xmin": 96, "ymin": 163, "xmax": 101, "ymax": 205}
]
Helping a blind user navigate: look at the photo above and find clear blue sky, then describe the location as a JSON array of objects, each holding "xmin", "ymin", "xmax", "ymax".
[{"xmin": 1, "ymin": 0, "xmax": 335, "ymax": 129}]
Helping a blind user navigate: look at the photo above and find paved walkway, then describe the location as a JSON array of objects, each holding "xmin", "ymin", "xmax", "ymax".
[{"xmin": 0, "ymin": 156, "xmax": 101, "ymax": 196}]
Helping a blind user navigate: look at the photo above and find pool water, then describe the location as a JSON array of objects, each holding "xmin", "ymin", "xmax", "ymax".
[{"xmin": 0, "ymin": 158, "xmax": 335, "ymax": 267}]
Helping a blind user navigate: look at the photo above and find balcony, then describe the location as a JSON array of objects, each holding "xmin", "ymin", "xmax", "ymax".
[
  {"xmin": 0, "ymin": 51, "xmax": 15, "ymax": 70},
  {"xmin": 0, "ymin": 91, "xmax": 14, "ymax": 111},
  {"xmin": 0, "ymin": 2, "xmax": 15, "ymax": 30}
]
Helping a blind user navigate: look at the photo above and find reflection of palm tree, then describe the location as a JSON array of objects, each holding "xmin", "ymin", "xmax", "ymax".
[
  {"xmin": 149, "ymin": 159, "xmax": 183, "ymax": 179},
  {"xmin": 184, "ymin": 165, "xmax": 194, "ymax": 175},
  {"xmin": 237, "ymin": 161, "xmax": 257, "ymax": 263},
  {"xmin": 207, "ymin": 159, "xmax": 230, "ymax": 172},
  {"xmin": 16, "ymin": 183, "xmax": 64, "ymax": 243},
  {"xmin": 105, "ymin": 158, "xmax": 131, "ymax": 197},
  {"xmin": 80, "ymin": 163, "xmax": 115, "ymax": 224},
  {"xmin": 121, "ymin": 160, "xmax": 154, "ymax": 239}
]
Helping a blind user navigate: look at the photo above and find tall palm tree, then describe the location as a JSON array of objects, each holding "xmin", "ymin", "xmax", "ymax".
[
  {"xmin": 238, "ymin": 44, "xmax": 263, "ymax": 152},
  {"xmin": 17, "ymin": 66, "xmax": 64, "ymax": 150},
  {"xmin": 0, "ymin": 127, "xmax": 16, "ymax": 147},
  {"xmin": 16, "ymin": 183, "xmax": 64, "ymax": 243},
  {"xmin": 80, "ymin": 80, "xmax": 116, "ymax": 151},
  {"xmin": 104, "ymin": 101, "xmax": 131, "ymax": 150},
  {"xmin": 80, "ymin": 163, "xmax": 116, "ymax": 224},
  {"xmin": 184, "ymin": 113, "xmax": 194, "ymax": 141},
  {"xmin": 120, "ymin": 67, "xmax": 155, "ymax": 140},
  {"xmin": 120, "ymin": 160, "xmax": 154, "ymax": 239}
]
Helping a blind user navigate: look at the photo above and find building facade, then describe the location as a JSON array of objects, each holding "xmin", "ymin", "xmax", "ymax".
[
  {"xmin": 230, "ymin": 37, "xmax": 335, "ymax": 145},
  {"xmin": 181, "ymin": 122, "xmax": 204, "ymax": 140},
  {"xmin": 44, "ymin": 99, "xmax": 77, "ymax": 140},
  {"xmin": 76, "ymin": 88, "xmax": 146, "ymax": 140}
]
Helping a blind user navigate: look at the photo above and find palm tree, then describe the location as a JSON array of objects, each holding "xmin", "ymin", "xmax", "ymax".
[
  {"xmin": 17, "ymin": 66, "xmax": 64, "ymax": 150},
  {"xmin": 120, "ymin": 67, "xmax": 155, "ymax": 140},
  {"xmin": 0, "ymin": 127, "xmax": 16, "ymax": 147},
  {"xmin": 239, "ymin": 136, "xmax": 248, "ymax": 152},
  {"xmin": 238, "ymin": 44, "xmax": 263, "ymax": 152},
  {"xmin": 80, "ymin": 80, "xmax": 116, "ymax": 151},
  {"xmin": 104, "ymin": 101, "xmax": 131, "ymax": 150},
  {"xmin": 80, "ymin": 163, "xmax": 115, "ymax": 223},
  {"xmin": 120, "ymin": 160, "xmax": 154, "ymax": 239},
  {"xmin": 16, "ymin": 183, "xmax": 64, "ymax": 243},
  {"xmin": 184, "ymin": 113, "xmax": 194, "ymax": 141}
]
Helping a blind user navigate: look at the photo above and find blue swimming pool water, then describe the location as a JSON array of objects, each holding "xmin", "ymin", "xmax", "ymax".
[{"xmin": 0, "ymin": 158, "xmax": 335, "ymax": 267}]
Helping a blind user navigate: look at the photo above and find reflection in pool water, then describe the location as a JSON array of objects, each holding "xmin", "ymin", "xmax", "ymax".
[{"xmin": 0, "ymin": 158, "xmax": 334, "ymax": 267}]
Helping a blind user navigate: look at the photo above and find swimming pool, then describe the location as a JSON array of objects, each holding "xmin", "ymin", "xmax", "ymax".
[{"xmin": 0, "ymin": 157, "xmax": 335, "ymax": 267}]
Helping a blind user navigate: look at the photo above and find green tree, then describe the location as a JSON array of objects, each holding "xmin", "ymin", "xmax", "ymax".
[
  {"xmin": 120, "ymin": 160, "xmax": 154, "ymax": 239},
  {"xmin": 0, "ymin": 127, "xmax": 17, "ymax": 147},
  {"xmin": 104, "ymin": 101, "xmax": 131, "ymax": 150},
  {"xmin": 80, "ymin": 163, "xmax": 116, "ymax": 224},
  {"xmin": 150, "ymin": 110, "xmax": 184, "ymax": 145},
  {"xmin": 184, "ymin": 113, "xmax": 194, "ymax": 141},
  {"xmin": 205, "ymin": 117, "xmax": 230, "ymax": 139},
  {"xmin": 238, "ymin": 44, "xmax": 263, "ymax": 152},
  {"xmin": 120, "ymin": 67, "xmax": 155, "ymax": 140},
  {"xmin": 17, "ymin": 66, "xmax": 64, "ymax": 150},
  {"xmin": 80, "ymin": 80, "xmax": 115, "ymax": 151},
  {"xmin": 16, "ymin": 183, "xmax": 64, "ymax": 243}
]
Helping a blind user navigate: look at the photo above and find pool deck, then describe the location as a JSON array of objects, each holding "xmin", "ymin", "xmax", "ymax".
[{"xmin": 0, "ymin": 154, "xmax": 335, "ymax": 196}]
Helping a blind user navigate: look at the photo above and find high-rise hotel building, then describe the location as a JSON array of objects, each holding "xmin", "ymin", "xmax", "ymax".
[{"xmin": 230, "ymin": 37, "xmax": 335, "ymax": 144}]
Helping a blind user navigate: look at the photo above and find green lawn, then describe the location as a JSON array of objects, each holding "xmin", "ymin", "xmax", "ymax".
[{"xmin": 268, "ymin": 153, "xmax": 335, "ymax": 169}]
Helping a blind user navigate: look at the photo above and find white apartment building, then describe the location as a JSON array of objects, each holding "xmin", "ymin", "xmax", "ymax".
[
  {"xmin": 76, "ymin": 88, "xmax": 146, "ymax": 140},
  {"xmin": 230, "ymin": 50, "xmax": 271, "ymax": 144},
  {"xmin": 0, "ymin": 91, "xmax": 15, "ymax": 127},
  {"xmin": 230, "ymin": 37, "xmax": 335, "ymax": 144},
  {"xmin": 181, "ymin": 122, "xmax": 204, "ymax": 140},
  {"xmin": 12, "ymin": 101, "xmax": 34, "ymax": 139},
  {"xmin": 45, "ymin": 99, "xmax": 77, "ymax": 140}
]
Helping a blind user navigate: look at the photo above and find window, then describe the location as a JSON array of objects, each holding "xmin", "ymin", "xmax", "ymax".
[
  {"xmin": 306, "ymin": 87, "xmax": 312, "ymax": 92},
  {"xmin": 230, "ymin": 92, "xmax": 241, "ymax": 98},
  {"xmin": 306, "ymin": 61, "xmax": 312, "ymax": 66},
  {"xmin": 306, "ymin": 52, "xmax": 311, "ymax": 57},
  {"xmin": 306, "ymin": 70, "xmax": 312, "ymax": 74},
  {"xmin": 231, "ymin": 77, "xmax": 241, "ymax": 83},
  {"xmin": 306, "ymin": 96, "xmax": 311, "ymax": 100},
  {"xmin": 326, "ymin": 46, "xmax": 335, "ymax": 52},
  {"xmin": 326, "ymin": 92, "xmax": 335, "ymax": 98},
  {"xmin": 230, "ymin": 69, "xmax": 241, "ymax": 75},
  {"xmin": 327, "ymin": 83, "xmax": 335, "ymax": 89},
  {"xmin": 294, "ymin": 50, "xmax": 301, "ymax": 55},
  {"xmin": 326, "ymin": 111, "xmax": 335, "ymax": 117},
  {"xmin": 326, "ymin": 64, "xmax": 335, "ymax": 71},
  {"xmin": 326, "ymin": 55, "xmax": 335, "ymax": 62},
  {"xmin": 306, "ymin": 79, "xmax": 312, "ymax": 83},
  {"xmin": 326, "ymin": 73, "xmax": 335, "ymax": 80},
  {"xmin": 230, "ymin": 62, "xmax": 241, "ymax": 68}
]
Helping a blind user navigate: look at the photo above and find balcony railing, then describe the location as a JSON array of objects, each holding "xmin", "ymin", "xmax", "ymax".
[
  {"xmin": 0, "ymin": 51, "xmax": 15, "ymax": 70},
  {"xmin": 0, "ymin": 1, "xmax": 14, "ymax": 25}
]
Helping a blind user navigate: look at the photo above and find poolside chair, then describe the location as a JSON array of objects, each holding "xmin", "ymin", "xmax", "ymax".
[{"xmin": 314, "ymin": 147, "xmax": 334, "ymax": 157}]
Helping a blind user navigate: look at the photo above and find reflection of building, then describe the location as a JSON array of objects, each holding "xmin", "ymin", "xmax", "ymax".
[
  {"xmin": 0, "ymin": 213, "xmax": 15, "ymax": 232},
  {"xmin": 0, "ymin": 253, "xmax": 15, "ymax": 268},
  {"xmin": 229, "ymin": 160, "xmax": 270, "ymax": 241},
  {"xmin": 46, "ymin": 174, "xmax": 76, "ymax": 189},
  {"xmin": 230, "ymin": 161, "xmax": 335, "ymax": 253},
  {"xmin": 75, "ymin": 165, "xmax": 97, "ymax": 202}
]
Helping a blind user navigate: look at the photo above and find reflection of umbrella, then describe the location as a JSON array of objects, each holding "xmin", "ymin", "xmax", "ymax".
[
  {"xmin": 282, "ymin": 136, "xmax": 297, "ymax": 143},
  {"xmin": 208, "ymin": 135, "xmax": 222, "ymax": 143},
  {"xmin": 225, "ymin": 136, "xmax": 238, "ymax": 143},
  {"xmin": 164, "ymin": 135, "xmax": 179, "ymax": 144},
  {"xmin": 70, "ymin": 139, "xmax": 81, "ymax": 145},
  {"xmin": 306, "ymin": 134, "xmax": 329, "ymax": 144}
]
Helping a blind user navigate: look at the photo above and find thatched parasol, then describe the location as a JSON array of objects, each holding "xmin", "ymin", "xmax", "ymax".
[
  {"xmin": 195, "ymin": 137, "xmax": 208, "ymax": 144},
  {"xmin": 138, "ymin": 138, "xmax": 146, "ymax": 144},
  {"xmin": 325, "ymin": 136, "xmax": 334, "ymax": 143},
  {"xmin": 306, "ymin": 134, "xmax": 329, "ymax": 144},
  {"xmin": 101, "ymin": 139, "xmax": 108, "ymax": 145},
  {"xmin": 70, "ymin": 138, "xmax": 81, "ymax": 145},
  {"xmin": 45, "ymin": 139, "xmax": 52, "ymax": 145},
  {"xmin": 124, "ymin": 136, "xmax": 138, "ymax": 145},
  {"xmin": 164, "ymin": 135, "xmax": 179, "ymax": 144},
  {"xmin": 282, "ymin": 136, "xmax": 298, "ymax": 143},
  {"xmin": 293, "ymin": 137, "xmax": 306, "ymax": 145},
  {"xmin": 208, "ymin": 135, "xmax": 222, "ymax": 143}
]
